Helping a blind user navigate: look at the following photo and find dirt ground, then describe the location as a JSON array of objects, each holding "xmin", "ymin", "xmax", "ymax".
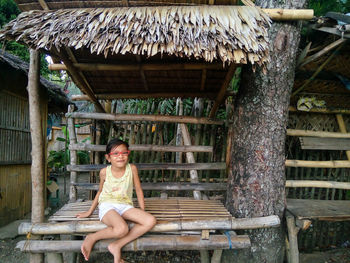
[{"xmin": 0, "ymin": 173, "xmax": 349, "ymax": 263}]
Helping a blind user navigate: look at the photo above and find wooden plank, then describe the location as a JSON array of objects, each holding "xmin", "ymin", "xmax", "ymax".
[
  {"xmin": 73, "ymin": 182, "xmax": 226, "ymax": 191},
  {"xmin": 67, "ymin": 163, "xmax": 226, "ymax": 172},
  {"xmin": 69, "ymin": 143, "xmax": 213, "ymax": 153},
  {"xmin": 287, "ymin": 199, "xmax": 350, "ymax": 221},
  {"xmin": 65, "ymin": 112, "xmax": 223, "ymax": 125},
  {"xmin": 299, "ymin": 137, "xmax": 350, "ymax": 150}
]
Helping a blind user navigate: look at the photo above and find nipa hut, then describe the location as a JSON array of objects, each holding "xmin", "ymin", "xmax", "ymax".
[
  {"xmin": 6, "ymin": 2, "xmax": 347, "ymax": 263},
  {"xmin": 0, "ymin": 50, "xmax": 70, "ymax": 227}
]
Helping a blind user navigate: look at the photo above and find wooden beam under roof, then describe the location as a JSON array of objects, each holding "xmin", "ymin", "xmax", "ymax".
[
  {"xmin": 48, "ymin": 63, "xmax": 224, "ymax": 71},
  {"xmin": 71, "ymin": 91, "xmax": 235, "ymax": 101},
  {"xmin": 209, "ymin": 64, "xmax": 237, "ymax": 118},
  {"xmin": 56, "ymin": 48, "xmax": 105, "ymax": 113}
]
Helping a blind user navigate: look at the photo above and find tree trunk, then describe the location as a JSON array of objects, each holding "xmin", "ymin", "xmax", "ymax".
[
  {"xmin": 28, "ymin": 49, "xmax": 45, "ymax": 263},
  {"xmin": 223, "ymin": 1, "xmax": 308, "ymax": 262}
]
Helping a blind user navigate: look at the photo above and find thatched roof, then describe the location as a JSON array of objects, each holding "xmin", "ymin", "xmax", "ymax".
[
  {"xmin": 13, "ymin": 0, "xmax": 239, "ymax": 12},
  {"xmin": 0, "ymin": 6, "xmax": 271, "ymax": 66},
  {"xmin": 0, "ymin": 49, "xmax": 71, "ymax": 113}
]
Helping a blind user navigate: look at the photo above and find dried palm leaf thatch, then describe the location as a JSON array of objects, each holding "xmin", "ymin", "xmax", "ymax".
[{"xmin": 0, "ymin": 6, "xmax": 271, "ymax": 66}]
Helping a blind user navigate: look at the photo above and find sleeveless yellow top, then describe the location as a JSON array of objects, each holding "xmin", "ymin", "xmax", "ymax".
[{"xmin": 98, "ymin": 164, "xmax": 133, "ymax": 206}]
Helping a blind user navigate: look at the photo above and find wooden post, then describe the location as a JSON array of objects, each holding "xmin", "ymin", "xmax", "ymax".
[
  {"xmin": 286, "ymin": 212, "xmax": 300, "ymax": 263},
  {"xmin": 27, "ymin": 49, "xmax": 44, "ymax": 263},
  {"xmin": 67, "ymin": 105, "xmax": 78, "ymax": 202},
  {"xmin": 336, "ymin": 114, "xmax": 350, "ymax": 160},
  {"xmin": 180, "ymin": 124, "xmax": 201, "ymax": 200},
  {"xmin": 175, "ymin": 98, "xmax": 183, "ymax": 180}
]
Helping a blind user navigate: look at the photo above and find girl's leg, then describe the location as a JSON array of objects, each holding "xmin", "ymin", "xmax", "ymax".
[
  {"xmin": 108, "ymin": 208, "xmax": 156, "ymax": 263},
  {"xmin": 81, "ymin": 210, "xmax": 129, "ymax": 261}
]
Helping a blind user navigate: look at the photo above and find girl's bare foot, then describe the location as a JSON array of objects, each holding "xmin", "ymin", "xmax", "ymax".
[
  {"xmin": 108, "ymin": 242, "xmax": 122, "ymax": 263},
  {"xmin": 81, "ymin": 235, "xmax": 95, "ymax": 261}
]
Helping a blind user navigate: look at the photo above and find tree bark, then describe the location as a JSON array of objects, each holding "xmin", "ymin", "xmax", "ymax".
[{"xmin": 223, "ymin": 1, "xmax": 308, "ymax": 262}]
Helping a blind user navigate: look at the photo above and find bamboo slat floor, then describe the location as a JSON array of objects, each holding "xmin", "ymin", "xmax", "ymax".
[{"xmin": 49, "ymin": 199, "xmax": 232, "ymax": 222}]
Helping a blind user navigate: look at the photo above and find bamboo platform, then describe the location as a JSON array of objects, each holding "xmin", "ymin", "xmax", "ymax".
[{"xmin": 49, "ymin": 199, "xmax": 232, "ymax": 222}]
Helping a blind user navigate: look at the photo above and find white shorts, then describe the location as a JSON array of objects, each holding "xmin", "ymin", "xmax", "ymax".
[{"xmin": 98, "ymin": 202, "xmax": 134, "ymax": 221}]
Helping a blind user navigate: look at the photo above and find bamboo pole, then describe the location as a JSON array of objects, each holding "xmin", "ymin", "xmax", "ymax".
[
  {"xmin": 65, "ymin": 112, "xmax": 223, "ymax": 125},
  {"xmin": 73, "ymin": 182, "xmax": 226, "ymax": 191},
  {"xmin": 336, "ymin": 114, "xmax": 350, "ymax": 160},
  {"xmin": 285, "ymin": 180, "xmax": 350, "ymax": 189},
  {"xmin": 67, "ymin": 105, "xmax": 78, "ymax": 202},
  {"xmin": 262, "ymin": 8, "xmax": 314, "ymax": 20},
  {"xmin": 292, "ymin": 43, "xmax": 345, "ymax": 97},
  {"xmin": 18, "ymin": 215, "xmax": 279, "ymax": 235},
  {"xmin": 285, "ymin": 160, "xmax": 350, "ymax": 168},
  {"xmin": 71, "ymin": 92, "xmax": 223, "ymax": 101},
  {"xmin": 286, "ymin": 129, "xmax": 350, "ymax": 138},
  {"xmin": 16, "ymin": 234, "xmax": 250, "ymax": 253},
  {"xmin": 299, "ymin": 38, "xmax": 347, "ymax": 68},
  {"xmin": 70, "ymin": 143, "xmax": 213, "ymax": 152},
  {"xmin": 67, "ymin": 163, "xmax": 226, "ymax": 172},
  {"xmin": 209, "ymin": 64, "xmax": 237, "ymax": 118},
  {"xmin": 56, "ymin": 48, "xmax": 105, "ymax": 113},
  {"xmin": 175, "ymin": 98, "xmax": 184, "ymax": 182},
  {"xmin": 27, "ymin": 49, "xmax": 44, "ymax": 263},
  {"xmin": 48, "ymin": 63, "xmax": 224, "ymax": 71},
  {"xmin": 180, "ymin": 123, "xmax": 202, "ymax": 200}
]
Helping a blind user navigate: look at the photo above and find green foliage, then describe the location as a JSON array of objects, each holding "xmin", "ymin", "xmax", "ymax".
[
  {"xmin": 0, "ymin": 0, "xmax": 19, "ymax": 27},
  {"xmin": 309, "ymin": 0, "xmax": 350, "ymax": 16},
  {"xmin": 48, "ymin": 149, "xmax": 90, "ymax": 169}
]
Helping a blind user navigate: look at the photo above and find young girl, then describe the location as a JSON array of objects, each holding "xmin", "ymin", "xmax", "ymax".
[{"xmin": 76, "ymin": 138, "xmax": 156, "ymax": 263}]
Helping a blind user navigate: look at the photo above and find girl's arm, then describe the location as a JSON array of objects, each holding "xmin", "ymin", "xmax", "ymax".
[
  {"xmin": 132, "ymin": 164, "xmax": 145, "ymax": 210},
  {"xmin": 76, "ymin": 168, "xmax": 106, "ymax": 218}
]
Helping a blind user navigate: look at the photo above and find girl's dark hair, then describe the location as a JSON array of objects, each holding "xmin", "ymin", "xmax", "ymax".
[{"xmin": 106, "ymin": 139, "xmax": 129, "ymax": 154}]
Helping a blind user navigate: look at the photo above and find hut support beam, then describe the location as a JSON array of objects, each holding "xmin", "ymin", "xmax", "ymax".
[
  {"xmin": 67, "ymin": 105, "xmax": 78, "ymax": 202},
  {"xmin": 286, "ymin": 212, "xmax": 300, "ymax": 263},
  {"xmin": 65, "ymin": 112, "xmax": 224, "ymax": 125},
  {"xmin": 48, "ymin": 62, "xmax": 224, "ymax": 71},
  {"xmin": 56, "ymin": 48, "xmax": 105, "ymax": 113},
  {"xmin": 27, "ymin": 49, "xmax": 44, "ymax": 263},
  {"xmin": 292, "ymin": 43, "xmax": 345, "ymax": 97},
  {"xmin": 71, "ymin": 92, "xmax": 229, "ymax": 101},
  {"xmin": 38, "ymin": 0, "xmax": 49, "ymax": 10},
  {"xmin": 209, "ymin": 64, "xmax": 237, "ymax": 118}
]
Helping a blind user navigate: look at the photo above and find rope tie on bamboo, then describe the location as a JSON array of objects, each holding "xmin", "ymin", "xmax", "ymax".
[
  {"xmin": 23, "ymin": 223, "xmax": 36, "ymax": 251},
  {"xmin": 224, "ymin": 231, "xmax": 232, "ymax": 249}
]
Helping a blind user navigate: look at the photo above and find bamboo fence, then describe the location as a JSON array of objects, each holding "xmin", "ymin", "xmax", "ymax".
[{"xmin": 286, "ymin": 112, "xmax": 350, "ymax": 251}]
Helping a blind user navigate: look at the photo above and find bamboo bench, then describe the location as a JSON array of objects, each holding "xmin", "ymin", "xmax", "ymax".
[
  {"xmin": 16, "ymin": 198, "xmax": 280, "ymax": 255},
  {"xmin": 285, "ymin": 181, "xmax": 350, "ymax": 263}
]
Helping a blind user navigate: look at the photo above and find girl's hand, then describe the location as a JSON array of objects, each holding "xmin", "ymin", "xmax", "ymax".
[{"xmin": 76, "ymin": 211, "xmax": 92, "ymax": 218}]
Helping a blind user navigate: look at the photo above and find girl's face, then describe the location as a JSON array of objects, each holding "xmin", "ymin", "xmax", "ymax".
[{"xmin": 105, "ymin": 144, "xmax": 130, "ymax": 168}]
